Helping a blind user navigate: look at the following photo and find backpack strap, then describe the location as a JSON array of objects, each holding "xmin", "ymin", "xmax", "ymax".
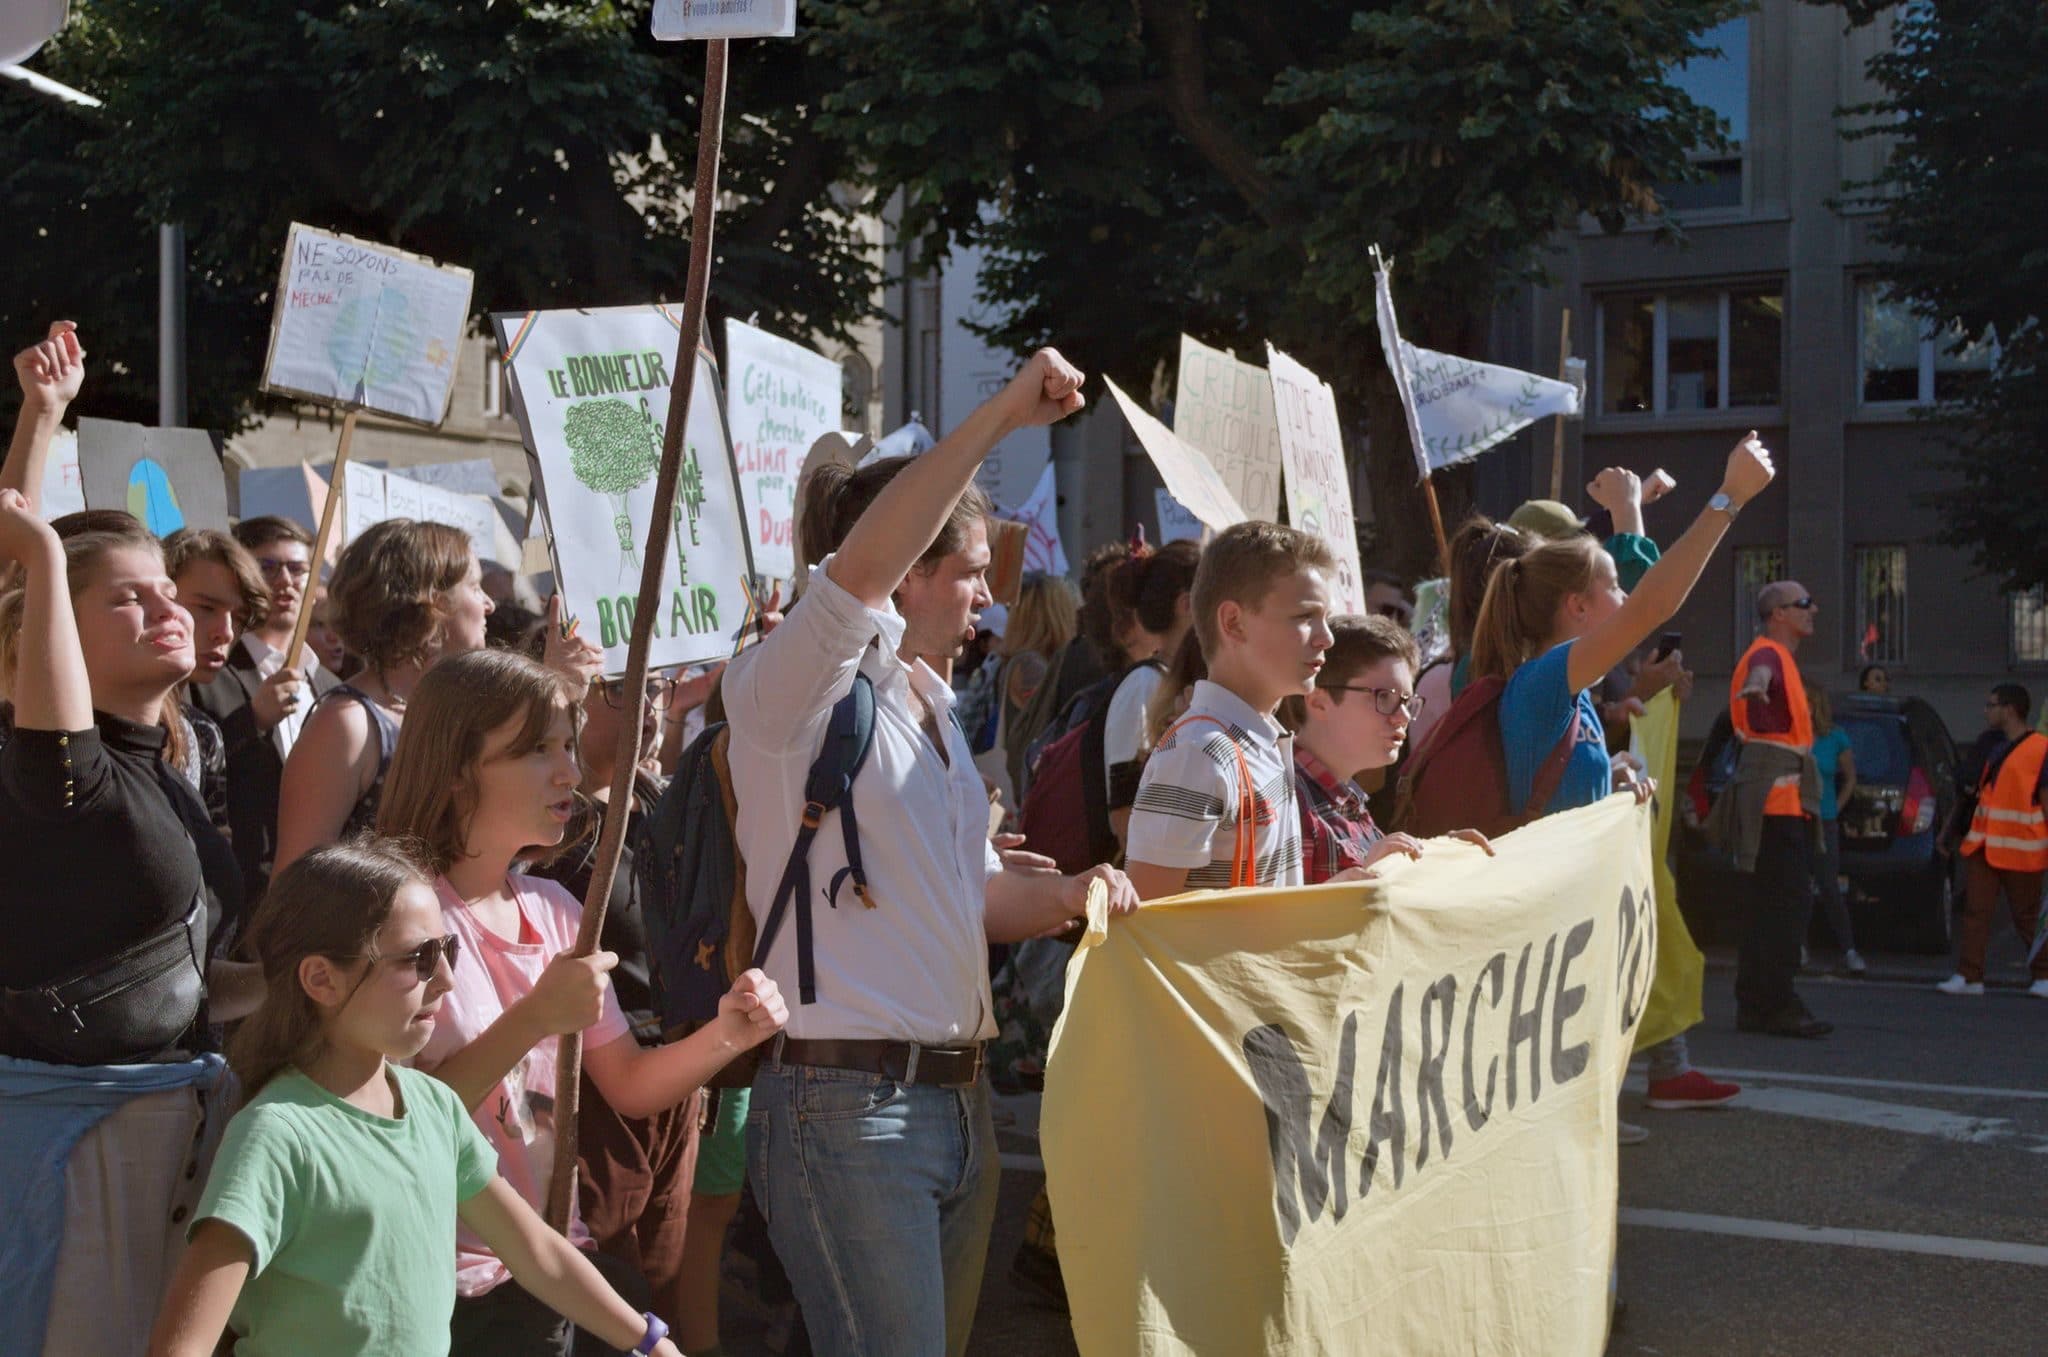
[
  {"xmin": 1159, "ymin": 714, "xmax": 1259, "ymax": 889},
  {"xmin": 1522, "ymin": 718, "xmax": 1579, "ymax": 824},
  {"xmin": 753, "ymin": 673, "xmax": 879, "ymax": 1005}
]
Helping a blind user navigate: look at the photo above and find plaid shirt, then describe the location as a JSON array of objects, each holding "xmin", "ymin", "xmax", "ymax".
[{"xmin": 1293, "ymin": 746, "xmax": 1383, "ymax": 884}]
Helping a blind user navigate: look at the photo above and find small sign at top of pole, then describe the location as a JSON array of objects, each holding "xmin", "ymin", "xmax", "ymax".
[{"xmin": 651, "ymin": 0, "xmax": 795, "ymax": 40}]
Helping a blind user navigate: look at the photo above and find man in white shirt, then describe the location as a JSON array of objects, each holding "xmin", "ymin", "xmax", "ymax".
[{"xmin": 722, "ymin": 349, "xmax": 1136, "ymax": 1357}]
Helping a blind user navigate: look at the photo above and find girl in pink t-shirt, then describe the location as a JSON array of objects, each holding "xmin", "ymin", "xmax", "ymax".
[{"xmin": 377, "ymin": 648, "xmax": 786, "ymax": 1354}]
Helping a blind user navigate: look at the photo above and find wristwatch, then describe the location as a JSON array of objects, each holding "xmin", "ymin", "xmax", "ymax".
[
  {"xmin": 633, "ymin": 1312, "xmax": 670, "ymax": 1356},
  {"xmin": 1706, "ymin": 491, "xmax": 1740, "ymax": 520}
]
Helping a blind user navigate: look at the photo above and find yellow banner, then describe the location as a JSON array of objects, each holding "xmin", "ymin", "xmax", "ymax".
[
  {"xmin": 1631, "ymin": 690, "xmax": 1705, "ymax": 1051},
  {"xmin": 1043, "ymin": 796, "xmax": 1656, "ymax": 1357}
]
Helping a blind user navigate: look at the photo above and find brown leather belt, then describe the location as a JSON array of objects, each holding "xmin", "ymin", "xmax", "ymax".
[{"xmin": 770, "ymin": 1035, "xmax": 986, "ymax": 1088}]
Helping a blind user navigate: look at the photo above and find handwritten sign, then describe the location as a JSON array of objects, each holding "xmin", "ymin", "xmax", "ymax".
[
  {"xmin": 1266, "ymin": 346, "xmax": 1365, "ymax": 614},
  {"xmin": 261, "ymin": 224, "xmax": 474, "ymax": 426},
  {"xmin": 77, "ymin": 418, "xmax": 230, "ymax": 536},
  {"xmin": 651, "ymin": 0, "xmax": 795, "ymax": 40},
  {"xmin": 39, "ymin": 426, "xmax": 83, "ymax": 518},
  {"xmin": 724, "ymin": 319, "xmax": 841, "ymax": 580},
  {"xmin": 1154, "ymin": 490, "xmax": 1205, "ymax": 544},
  {"xmin": 1105, "ymin": 378, "xmax": 1247, "ymax": 535},
  {"xmin": 1174, "ymin": 335, "xmax": 1282, "ymax": 522},
  {"xmin": 496, "ymin": 305, "xmax": 752, "ymax": 674}
]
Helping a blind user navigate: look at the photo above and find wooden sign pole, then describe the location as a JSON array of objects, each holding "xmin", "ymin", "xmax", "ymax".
[
  {"xmin": 545, "ymin": 37, "xmax": 731, "ymax": 1234},
  {"xmin": 1420, "ymin": 472, "xmax": 1450, "ymax": 577},
  {"xmin": 283, "ymin": 408, "xmax": 358, "ymax": 672},
  {"xmin": 1547, "ymin": 308, "xmax": 1573, "ymax": 502}
]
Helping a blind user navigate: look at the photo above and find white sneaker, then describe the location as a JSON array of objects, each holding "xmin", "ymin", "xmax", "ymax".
[
  {"xmin": 1844, "ymin": 949, "xmax": 1867, "ymax": 975},
  {"xmin": 2029, "ymin": 979, "xmax": 2048, "ymax": 999},
  {"xmin": 1618, "ymin": 1120, "xmax": 1650, "ymax": 1146},
  {"xmin": 1934, "ymin": 973, "xmax": 1985, "ymax": 996}
]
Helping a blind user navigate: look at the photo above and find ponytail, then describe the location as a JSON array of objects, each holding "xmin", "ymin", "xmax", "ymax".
[
  {"xmin": 1469, "ymin": 537, "xmax": 1604, "ymax": 681},
  {"xmin": 793, "ymin": 455, "xmax": 992, "ymax": 580},
  {"xmin": 228, "ymin": 839, "xmax": 430, "ymax": 1104}
]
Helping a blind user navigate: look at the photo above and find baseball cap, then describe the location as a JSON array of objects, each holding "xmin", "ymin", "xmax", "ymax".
[{"xmin": 1507, "ymin": 499, "xmax": 1588, "ymax": 542}]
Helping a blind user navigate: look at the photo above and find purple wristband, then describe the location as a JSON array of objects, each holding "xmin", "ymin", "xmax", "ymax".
[{"xmin": 633, "ymin": 1312, "xmax": 670, "ymax": 1356}]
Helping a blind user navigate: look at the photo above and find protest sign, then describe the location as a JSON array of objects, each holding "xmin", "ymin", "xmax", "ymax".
[
  {"xmin": 1105, "ymin": 378, "xmax": 1248, "ymax": 535},
  {"xmin": 76, "ymin": 417, "xmax": 229, "ymax": 535},
  {"xmin": 39, "ymin": 426, "xmax": 83, "ymax": 518},
  {"xmin": 1265, "ymin": 347, "xmax": 1365, "ymax": 613},
  {"xmin": 1154, "ymin": 489, "xmax": 1204, "ymax": 544},
  {"xmin": 725, "ymin": 319, "xmax": 841, "ymax": 580},
  {"xmin": 1173, "ymin": 335, "xmax": 1282, "ymax": 523},
  {"xmin": 1044, "ymin": 795, "xmax": 1655, "ymax": 1356},
  {"xmin": 651, "ymin": 0, "xmax": 795, "ymax": 40},
  {"xmin": 941, "ymin": 235, "xmax": 1052, "ymax": 513},
  {"xmin": 261, "ymin": 225, "xmax": 473, "ymax": 426},
  {"xmin": 987, "ymin": 518, "xmax": 1030, "ymax": 608},
  {"xmin": 1006, "ymin": 460, "xmax": 1069, "ymax": 576},
  {"xmin": 497, "ymin": 305, "xmax": 753, "ymax": 674},
  {"xmin": 1380, "ymin": 322, "xmax": 1581, "ymax": 473},
  {"xmin": 343, "ymin": 461, "xmax": 389, "ymax": 547}
]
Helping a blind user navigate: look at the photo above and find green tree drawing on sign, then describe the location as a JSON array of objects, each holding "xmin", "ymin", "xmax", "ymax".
[{"xmin": 565, "ymin": 397, "xmax": 659, "ymax": 578}]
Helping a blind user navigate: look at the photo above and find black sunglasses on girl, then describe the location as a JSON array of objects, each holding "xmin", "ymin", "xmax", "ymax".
[{"xmin": 367, "ymin": 933, "xmax": 462, "ymax": 982}]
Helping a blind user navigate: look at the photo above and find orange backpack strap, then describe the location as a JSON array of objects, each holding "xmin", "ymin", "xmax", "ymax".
[{"xmin": 1160, "ymin": 714, "xmax": 1259, "ymax": 889}]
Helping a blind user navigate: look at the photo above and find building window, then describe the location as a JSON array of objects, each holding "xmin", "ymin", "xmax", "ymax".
[
  {"xmin": 1733, "ymin": 545, "xmax": 1785, "ymax": 656},
  {"xmin": 1600, "ymin": 286, "xmax": 1782, "ymax": 416},
  {"xmin": 1854, "ymin": 546, "xmax": 1908, "ymax": 666},
  {"xmin": 1661, "ymin": 17, "xmax": 1750, "ymax": 212},
  {"xmin": 1857, "ymin": 282, "xmax": 1999, "ymax": 406},
  {"xmin": 2011, "ymin": 588, "xmax": 2048, "ymax": 667}
]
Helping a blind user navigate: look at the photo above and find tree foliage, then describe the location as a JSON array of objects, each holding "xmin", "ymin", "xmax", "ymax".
[
  {"xmin": 0, "ymin": 0, "xmax": 876, "ymax": 434},
  {"xmin": 1836, "ymin": 0, "xmax": 2048, "ymax": 592},
  {"xmin": 808, "ymin": 0, "xmax": 1747, "ymax": 574}
]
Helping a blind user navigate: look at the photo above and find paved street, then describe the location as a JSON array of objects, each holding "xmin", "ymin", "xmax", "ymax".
[{"xmin": 726, "ymin": 934, "xmax": 2044, "ymax": 1356}]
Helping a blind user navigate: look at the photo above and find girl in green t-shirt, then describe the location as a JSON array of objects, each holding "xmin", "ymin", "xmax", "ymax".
[{"xmin": 147, "ymin": 841, "xmax": 684, "ymax": 1357}]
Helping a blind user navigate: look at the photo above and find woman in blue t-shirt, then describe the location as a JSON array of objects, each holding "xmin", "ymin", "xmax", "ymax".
[{"xmin": 1466, "ymin": 434, "xmax": 1779, "ymax": 1123}]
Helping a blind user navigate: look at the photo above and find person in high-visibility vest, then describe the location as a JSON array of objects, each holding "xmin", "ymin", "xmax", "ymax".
[
  {"xmin": 1937, "ymin": 684, "xmax": 2048, "ymax": 997},
  {"xmin": 1721, "ymin": 580, "xmax": 1832, "ymax": 1037}
]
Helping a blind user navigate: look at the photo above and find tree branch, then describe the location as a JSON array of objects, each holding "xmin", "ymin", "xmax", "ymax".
[{"xmin": 1135, "ymin": 0, "xmax": 1285, "ymax": 228}]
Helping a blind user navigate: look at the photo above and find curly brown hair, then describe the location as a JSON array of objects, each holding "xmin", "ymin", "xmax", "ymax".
[{"xmin": 327, "ymin": 519, "xmax": 475, "ymax": 672}]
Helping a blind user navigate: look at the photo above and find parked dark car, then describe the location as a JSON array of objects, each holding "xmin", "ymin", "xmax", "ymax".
[{"xmin": 1673, "ymin": 693, "xmax": 1962, "ymax": 952}]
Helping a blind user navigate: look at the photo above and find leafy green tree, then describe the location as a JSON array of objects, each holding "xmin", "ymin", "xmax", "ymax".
[
  {"xmin": 0, "ymin": 0, "xmax": 874, "ymax": 433},
  {"xmin": 566, "ymin": 396, "xmax": 660, "ymax": 568},
  {"xmin": 808, "ymin": 0, "xmax": 1746, "ymax": 575},
  {"xmin": 1831, "ymin": 0, "xmax": 2048, "ymax": 591}
]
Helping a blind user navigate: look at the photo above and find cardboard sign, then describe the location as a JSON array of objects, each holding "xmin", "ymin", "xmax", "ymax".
[
  {"xmin": 987, "ymin": 518, "xmax": 1030, "ymax": 608},
  {"xmin": 262, "ymin": 224, "xmax": 474, "ymax": 425},
  {"xmin": 496, "ymin": 305, "xmax": 753, "ymax": 674},
  {"xmin": 1173, "ymin": 335, "xmax": 1283, "ymax": 523},
  {"xmin": 40, "ymin": 426, "xmax": 84, "ymax": 518},
  {"xmin": 725, "ymin": 319, "xmax": 842, "ymax": 580},
  {"xmin": 651, "ymin": 0, "xmax": 795, "ymax": 40},
  {"xmin": 1105, "ymin": 378, "xmax": 1247, "ymax": 534},
  {"xmin": 76, "ymin": 417, "xmax": 230, "ymax": 535},
  {"xmin": 1265, "ymin": 346, "xmax": 1365, "ymax": 615},
  {"xmin": 1154, "ymin": 489, "xmax": 1205, "ymax": 544}
]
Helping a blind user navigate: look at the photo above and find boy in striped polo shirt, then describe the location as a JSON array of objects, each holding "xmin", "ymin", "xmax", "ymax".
[{"xmin": 1124, "ymin": 523, "xmax": 1335, "ymax": 898}]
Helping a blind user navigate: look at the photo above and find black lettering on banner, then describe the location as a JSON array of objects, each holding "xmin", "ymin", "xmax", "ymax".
[
  {"xmin": 1506, "ymin": 935, "xmax": 1556, "ymax": 1110},
  {"xmin": 1615, "ymin": 885, "xmax": 1652, "ymax": 1034},
  {"xmin": 1462, "ymin": 951, "xmax": 1506, "ymax": 1132},
  {"xmin": 1550, "ymin": 918, "xmax": 1596, "ymax": 1086},
  {"xmin": 1242, "ymin": 1014, "xmax": 1357, "ymax": 1248},
  {"xmin": 1360, "ymin": 984, "xmax": 1407, "ymax": 1198},
  {"xmin": 1415, "ymin": 975, "xmax": 1457, "ymax": 1167}
]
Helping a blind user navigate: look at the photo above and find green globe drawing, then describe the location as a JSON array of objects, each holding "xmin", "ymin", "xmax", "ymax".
[
  {"xmin": 566, "ymin": 397, "xmax": 660, "ymax": 577},
  {"xmin": 326, "ymin": 284, "xmax": 420, "ymax": 393}
]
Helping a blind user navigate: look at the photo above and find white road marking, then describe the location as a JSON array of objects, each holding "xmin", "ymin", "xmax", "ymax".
[
  {"xmin": 1650, "ymin": 1066, "xmax": 2048, "ymax": 1103},
  {"xmin": 1619, "ymin": 1208, "xmax": 2048, "ymax": 1267},
  {"xmin": 1623, "ymin": 1079, "xmax": 2048, "ymax": 1152}
]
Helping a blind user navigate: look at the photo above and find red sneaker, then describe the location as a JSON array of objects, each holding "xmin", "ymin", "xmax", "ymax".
[{"xmin": 1645, "ymin": 1070, "xmax": 1741, "ymax": 1109}]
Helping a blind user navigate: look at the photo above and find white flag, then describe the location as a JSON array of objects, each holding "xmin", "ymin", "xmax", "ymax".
[{"xmin": 1374, "ymin": 255, "xmax": 1579, "ymax": 479}]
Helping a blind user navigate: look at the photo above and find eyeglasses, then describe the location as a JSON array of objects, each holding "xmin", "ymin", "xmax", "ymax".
[
  {"xmin": 256, "ymin": 557, "xmax": 312, "ymax": 582},
  {"xmin": 1776, "ymin": 596, "xmax": 1817, "ymax": 612},
  {"xmin": 1330, "ymin": 685, "xmax": 1427, "ymax": 719},
  {"xmin": 1372, "ymin": 601, "xmax": 1415, "ymax": 625},
  {"xmin": 594, "ymin": 675, "xmax": 676, "ymax": 710},
  {"xmin": 367, "ymin": 933, "xmax": 462, "ymax": 983}
]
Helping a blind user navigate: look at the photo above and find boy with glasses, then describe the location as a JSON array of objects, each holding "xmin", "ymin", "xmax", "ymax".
[{"xmin": 1280, "ymin": 614, "xmax": 1491, "ymax": 883}]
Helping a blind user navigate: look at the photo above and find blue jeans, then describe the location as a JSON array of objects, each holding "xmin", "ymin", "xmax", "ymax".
[{"xmin": 747, "ymin": 1052, "xmax": 1000, "ymax": 1357}]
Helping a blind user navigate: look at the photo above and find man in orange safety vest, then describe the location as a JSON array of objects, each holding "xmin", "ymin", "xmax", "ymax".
[
  {"xmin": 1723, "ymin": 580, "xmax": 1831, "ymax": 1037},
  {"xmin": 1937, "ymin": 684, "xmax": 2048, "ymax": 997}
]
